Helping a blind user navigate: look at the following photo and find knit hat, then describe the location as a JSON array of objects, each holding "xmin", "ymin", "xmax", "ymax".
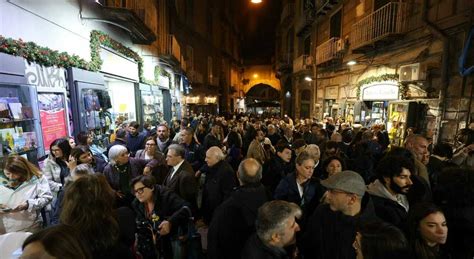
[{"xmin": 321, "ymin": 170, "xmax": 367, "ymax": 196}]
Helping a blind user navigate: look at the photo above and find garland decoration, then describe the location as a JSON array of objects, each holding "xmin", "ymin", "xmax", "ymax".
[
  {"xmin": 356, "ymin": 74, "xmax": 407, "ymax": 99},
  {"xmin": 0, "ymin": 31, "xmax": 146, "ymax": 82},
  {"xmin": 0, "ymin": 35, "xmax": 89, "ymax": 69}
]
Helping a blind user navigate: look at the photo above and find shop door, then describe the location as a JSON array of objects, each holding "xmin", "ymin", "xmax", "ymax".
[{"xmin": 162, "ymin": 90, "xmax": 172, "ymax": 123}]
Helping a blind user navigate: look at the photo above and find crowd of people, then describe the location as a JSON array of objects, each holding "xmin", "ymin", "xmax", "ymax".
[{"xmin": 1, "ymin": 113, "xmax": 474, "ymax": 259}]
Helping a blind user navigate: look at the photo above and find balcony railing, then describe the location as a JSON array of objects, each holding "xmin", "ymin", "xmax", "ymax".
[
  {"xmin": 276, "ymin": 53, "xmax": 293, "ymax": 70},
  {"xmin": 350, "ymin": 2, "xmax": 408, "ymax": 50},
  {"xmin": 295, "ymin": 8, "xmax": 316, "ymax": 36},
  {"xmin": 293, "ymin": 55, "xmax": 313, "ymax": 73},
  {"xmin": 280, "ymin": 3, "xmax": 295, "ymax": 25},
  {"xmin": 316, "ymin": 37, "xmax": 343, "ymax": 65}
]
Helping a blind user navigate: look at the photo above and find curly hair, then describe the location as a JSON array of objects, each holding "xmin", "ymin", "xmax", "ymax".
[{"xmin": 60, "ymin": 174, "xmax": 118, "ymax": 254}]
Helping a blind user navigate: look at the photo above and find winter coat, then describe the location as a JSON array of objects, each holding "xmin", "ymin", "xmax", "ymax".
[
  {"xmin": 241, "ymin": 233, "xmax": 289, "ymax": 259},
  {"xmin": 262, "ymin": 155, "xmax": 293, "ymax": 195},
  {"xmin": 301, "ymin": 195, "xmax": 378, "ymax": 259},
  {"xmin": 207, "ymin": 183, "xmax": 268, "ymax": 259},
  {"xmin": 163, "ymin": 160, "xmax": 198, "ymax": 213},
  {"xmin": 42, "ymin": 155, "xmax": 66, "ymax": 192},
  {"xmin": 135, "ymin": 149, "xmax": 168, "ymax": 184},
  {"xmin": 200, "ymin": 160, "xmax": 237, "ymax": 224},
  {"xmin": 0, "ymin": 175, "xmax": 52, "ymax": 233}
]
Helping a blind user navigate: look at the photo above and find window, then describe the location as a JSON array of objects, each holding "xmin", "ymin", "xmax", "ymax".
[{"xmin": 330, "ymin": 9, "xmax": 342, "ymax": 38}]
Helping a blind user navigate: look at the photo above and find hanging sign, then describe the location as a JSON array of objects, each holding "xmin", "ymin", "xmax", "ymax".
[{"xmin": 38, "ymin": 93, "xmax": 68, "ymax": 151}]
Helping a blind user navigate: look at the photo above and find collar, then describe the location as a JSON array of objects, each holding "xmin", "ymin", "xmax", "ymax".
[{"xmin": 173, "ymin": 159, "xmax": 185, "ymax": 172}]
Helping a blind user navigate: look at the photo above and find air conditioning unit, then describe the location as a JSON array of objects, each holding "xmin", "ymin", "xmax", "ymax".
[{"xmin": 399, "ymin": 63, "xmax": 426, "ymax": 82}]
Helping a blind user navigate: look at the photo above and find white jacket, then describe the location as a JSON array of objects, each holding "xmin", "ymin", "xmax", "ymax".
[
  {"xmin": 42, "ymin": 155, "xmax": 63, "ymax": 192},
  {"xmin": 0, "ymin": 175, "xmax": 53, "ymax": 234}
]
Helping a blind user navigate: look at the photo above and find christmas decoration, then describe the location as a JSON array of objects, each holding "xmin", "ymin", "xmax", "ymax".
[{"xmin": 356, "ymin": 74, "xmax": 407, "ymax": 99}]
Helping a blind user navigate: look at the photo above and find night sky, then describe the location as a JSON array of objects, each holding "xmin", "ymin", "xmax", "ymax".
[{"xmin": 234, "ymin": 0, "xmax": 282, "ymax": 64}]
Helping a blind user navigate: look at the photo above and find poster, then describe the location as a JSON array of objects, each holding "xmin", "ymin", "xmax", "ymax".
[{"xmin": 38, "ymin": 93, "xmax": 67, "ymax": 151}]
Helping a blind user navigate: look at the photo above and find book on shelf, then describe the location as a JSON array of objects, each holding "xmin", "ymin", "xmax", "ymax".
[{"xmin": 8, "ymin": 102, "xmax": 23, "ymax": 120}]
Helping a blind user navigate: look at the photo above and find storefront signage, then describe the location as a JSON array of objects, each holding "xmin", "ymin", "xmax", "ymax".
[
  {"xmin": 25, "ymin": 62, "xmax": 66, "ymax": 88},
  {"xmin": 100, "ymin": 48, "xmax": 139, "ymax": 81},
  {"xmin": 158, "ymin": 75, "xmax": 170, "ymax": 89},
  {"xmin": 38, "ymin": 93, "xmax": 68, "ymax": 151},
  {"xmin": 205, "ymin": 97, "xmax": 217, "ymax": 104},
  {"xmin": 325, "ymin": 86, "xmax": 338, "ymax": 99},
  {"xmin": 361, "ymin": 83, "xmax": 399, "ymax": 101},
  {"xmin": 186, "ymin": 96, "xmax": 200, "ymax": 104}
]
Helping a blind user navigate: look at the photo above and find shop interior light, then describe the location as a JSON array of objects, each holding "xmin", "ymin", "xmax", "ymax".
[
  {"xmin": 251, "ymin": 0, "xmax": 262, "ymax": 3},
  {"xmin": 347, "ymin": 60, "xmax": 357, "ymax": 66},
  {"xmin": 304, "ymin": 76, "xmax": 313, "ymax": 81}
]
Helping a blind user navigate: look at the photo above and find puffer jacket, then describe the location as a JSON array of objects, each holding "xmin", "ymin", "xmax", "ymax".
[{"xmin": 42, "ymin": 155, "xmax": 63, "ymax": 192}]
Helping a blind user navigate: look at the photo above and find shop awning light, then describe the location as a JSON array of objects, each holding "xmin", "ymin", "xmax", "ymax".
[
  {"xmin": 347, "ymin": 60, "xmax": 357, "ymax": 66},
  {"xmin": 304, "ymin": 76, "xmax": 313, "ymax": 81}
]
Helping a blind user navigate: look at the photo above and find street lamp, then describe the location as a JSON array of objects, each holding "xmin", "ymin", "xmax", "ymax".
[
  {"xmin": 347, "ymin": 60, "xmax": 357, "ymax": 66},
  {"xmin": 251, "ymin": 0, "xmax": 262, "ymax": 4},
  {"xmin": 304, "ymin": 76, "xmax": 313, "ymax": 81}
]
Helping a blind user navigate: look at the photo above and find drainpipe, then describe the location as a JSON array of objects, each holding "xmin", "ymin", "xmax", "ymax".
[{"xmin": 421, "ymin": 0, "xmax": 449, "ymax": 143}]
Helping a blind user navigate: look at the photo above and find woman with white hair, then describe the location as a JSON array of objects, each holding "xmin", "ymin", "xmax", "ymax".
[{"xmin": 103, "ymin": 145, "xmax": 158, "ymax": 207}]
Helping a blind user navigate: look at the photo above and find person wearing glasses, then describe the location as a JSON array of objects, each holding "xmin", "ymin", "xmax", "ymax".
[
  {"xmin": 42, "ymin": 138, "xmax": 72, "ymax": 193},
  {"xmin": 135, "ymin": 137, "xmax": 168, "ymax": 184},
  {"xmin": 131, "ymin": 175, "xmax": 191, "ymax": 259},
  {"xmin": 301, "ymin": 170, "xmax": 377, "ymax": 259}
]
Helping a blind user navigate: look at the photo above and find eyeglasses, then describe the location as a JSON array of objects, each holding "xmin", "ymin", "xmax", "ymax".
[{"xmin": 133, "ymin": 186, "xmax": 148, "ymax": 195}]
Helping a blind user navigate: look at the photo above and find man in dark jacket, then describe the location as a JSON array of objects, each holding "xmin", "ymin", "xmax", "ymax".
[
  {"xmin": 164, "ymin": 144, "xmax": 198, "ymax": 213},
  {"xmin": 241, "ymin": 200, "xmax": 301, "ymax": 259},
  {"xmin": 301, "ymin": 170, "xmax": 378, "ymax": 259},
  {"xmin": 179, "ymin": 127, "xmax": 204, "ymax": 172},
  {"xmin": 126, "ymin": 121, "xmax": 146, "ymax": 156},
  {"xmin": 106, "ymin": 128, "xmax": 128, "ymax": 157},
  {"xmin": 262, "ymin": 142, "xmax": 293, "ymax": 196},
  {"xmin": 207, "ymin": 158, "xmax": 268, "ymax": 259},
  {"xmin": 203, "ymin": 124, "xmax": 222, "ymax": 150},
  {"xmin": 200, "ymin": 147, "xmax": 237, "ymax": 224}
]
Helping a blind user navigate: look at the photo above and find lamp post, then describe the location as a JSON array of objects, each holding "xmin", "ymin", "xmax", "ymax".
[{"xmin": 251, "ymin": 0, "xmax": 262, "ymax": 4}]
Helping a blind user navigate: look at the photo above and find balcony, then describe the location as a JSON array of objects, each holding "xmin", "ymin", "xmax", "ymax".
[
  {"xmin": 316, "ymin": 37, "xmax": 343, "ymax": 66},
  {"xmin": 293, "ymin": 55, "xmax": 314, "ymax": 74},
  {"xmin": 315, "ymin": 0, "xmax": 340, "ymax": 18},
  {"xmin": 276, "ymin": 53, "xmax": 293, "ymax": 73},
  {"xmin": 280, "ymin": 3, "xmax": 295, "ymax": 26},
  {"xmin": 188, "ymin": 70, "xmax": 204, "ymax": 84},
  {"xmin": 96, "ymin": 0, "xmax": 156, "ymax": 44},
  {"xmin": 159, "ymin": 35, "xmax": 181, "ymax": 65},
  {"xmin": 350, "ymin": 2, "xmax": 408, "ymax": 52}
]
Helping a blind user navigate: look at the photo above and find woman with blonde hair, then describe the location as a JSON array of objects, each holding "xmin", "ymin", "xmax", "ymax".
[{"xmin": 0, "ymin": 156, "xmax": 52, "ymax": 234}]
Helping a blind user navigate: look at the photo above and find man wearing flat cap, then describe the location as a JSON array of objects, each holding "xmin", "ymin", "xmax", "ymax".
[{"xmin": 300, "ymin": 170, "xmax": 378, "ymax": 259}]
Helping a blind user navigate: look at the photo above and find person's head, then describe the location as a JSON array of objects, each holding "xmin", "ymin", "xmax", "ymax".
[
  {"xmin": 115, "ymin": 128, "xmax": 127, "ymax": 140},
  {"xmin": 156, "ymin": 124, "xmax": 170, "ymax": 141},
  {"xmin": 256, "ymin": 129, "xmax": 265, "ymax": 142},
  {"xmin": 324, "ymin": 141, "xmax": 340, "ymax": 158},
  {"xmin": 205, "ymin": 146, "xmax": 225, "ymax": 167},
  {"xmin": 50, "ymin": 138, "xmax": 71, "ymax": 161},
  {"xmin": 68, "ymin": 137, "xmax": 76, "ymax": 148},
  {"xmin": 166, "ymin": 144, "xmax": 185, "ymax": 166},
  {"xmin": 21, "ymin": 224, "xmax": 91, "ymax": 259},
  {"xmin": 69, "ymin": 164, "xmax": 94, "ymax": 182},
  {"xmin": 304, "ymin": 144, "xmax": 321, "ymax": 163},
  {"xmin": 376, "ymin": 156, "xmax": 414, "ymax": 195},
  {"xmin": 293, "ymin": 139, "xmax": 307, "ymax": 156},
  {"xmin": 295, "ymin": 151, "xmax": 315, "ymax": 181},
  {"xmin": 127, "ymin": 121, "xmax": 140, "ymax": 136},
  {"xmin": 131, "ymin": 175, "xmax": 156, "ymax": 204},
  {"xmin": 408, "ymin": 203, "xmax": 448, "ymax": 249},
  {"xmin": 275, "ymin": 142, "xmax": 292, "ymax": 163},
  {"xmin": 284, "ymin": 127, "xmax": 293, "ymax": 137},
  {"xmin": 256, "ymin": 200, "xmax": 301, "ymax": 248},
  {"xmin": 70, "ymin": 145, "xmax": 94, "ymax": 165},
  {"xmin": 108, "ymin": 145, "xmax": 129, "ymax": 166},
  {"xmin": 321, "ymin": 170, "xmax": 366, "ymax": 215},
  {"xmin": 76, "ymin": 131, "xmax": 92, "ymax": 146},
  {"xmin": 227, "ymin": 131, "xmax": 242, "ymax": 148},
  {"xmin": 180, "ymin": 127, "xmax": 194, "ymax": 145},
  {"xmin": 4, "ymin": 155, "xmax": 42, "ymax": 183},
  {"xmin": 405, "ymin": 134, "xmax": 429, "ymax": 161},
  {"xmin": 432, "ymin": 143, "xmax": 453, "ymax": 159},
  {"xmin": 237, "ymin": 158, "xmax": 263, "ymax": 185},
  {"xmin": 144, "ymin": 136, "xmax": 157, "ymax": 154},
  {"xmin": 353, "ymin": 221, "xmax": 410, "ymax": 259},
  {"xmin": 330, "ymin": 132, "xmax": 342, "ymax": 142},
  {"xmin": 211, "ymin": 124, "xmax": 220, "ymax": 136},
  {"xmin": 60, "ymin": 174, "xmax": 118, "ymax": 254},
  {"xmin": 267, "ymin": 124, "xmax": 276, "ymax": 135},
  {"xmin": 323, "ymin": 156, "xmax": 345, "ymax": 178}
]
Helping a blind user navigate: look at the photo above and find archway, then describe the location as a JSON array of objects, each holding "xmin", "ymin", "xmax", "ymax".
[{"xmin": 245, "ymin": 83, "xmax": 281, "ymax": 115}]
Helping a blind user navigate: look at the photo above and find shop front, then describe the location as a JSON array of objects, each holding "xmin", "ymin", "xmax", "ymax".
[
  {"xmin": 355, "ymin": 81, "xmax": 399, "ymax": 127},
  {"xmin": 184, "ymin": 95, "xmax": 219, "ymax": 115},
  {"xmin": 323, "ymin": 86, "xmax": 339, "ymax": 119}
]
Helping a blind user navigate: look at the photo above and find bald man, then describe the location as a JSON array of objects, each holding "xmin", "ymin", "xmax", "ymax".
[
  {"xmin": 207, "ymin": 159, "xmax": 269, "ymax": 259},
  {"xmin": 201, "ymin": 147, "xmax": 237, "ymax": 224}
]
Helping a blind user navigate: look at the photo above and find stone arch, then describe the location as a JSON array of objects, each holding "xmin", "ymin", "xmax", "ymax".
[{"xmin": 243, "ymin": 79, "xmax": 281, "ymax": 93}]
